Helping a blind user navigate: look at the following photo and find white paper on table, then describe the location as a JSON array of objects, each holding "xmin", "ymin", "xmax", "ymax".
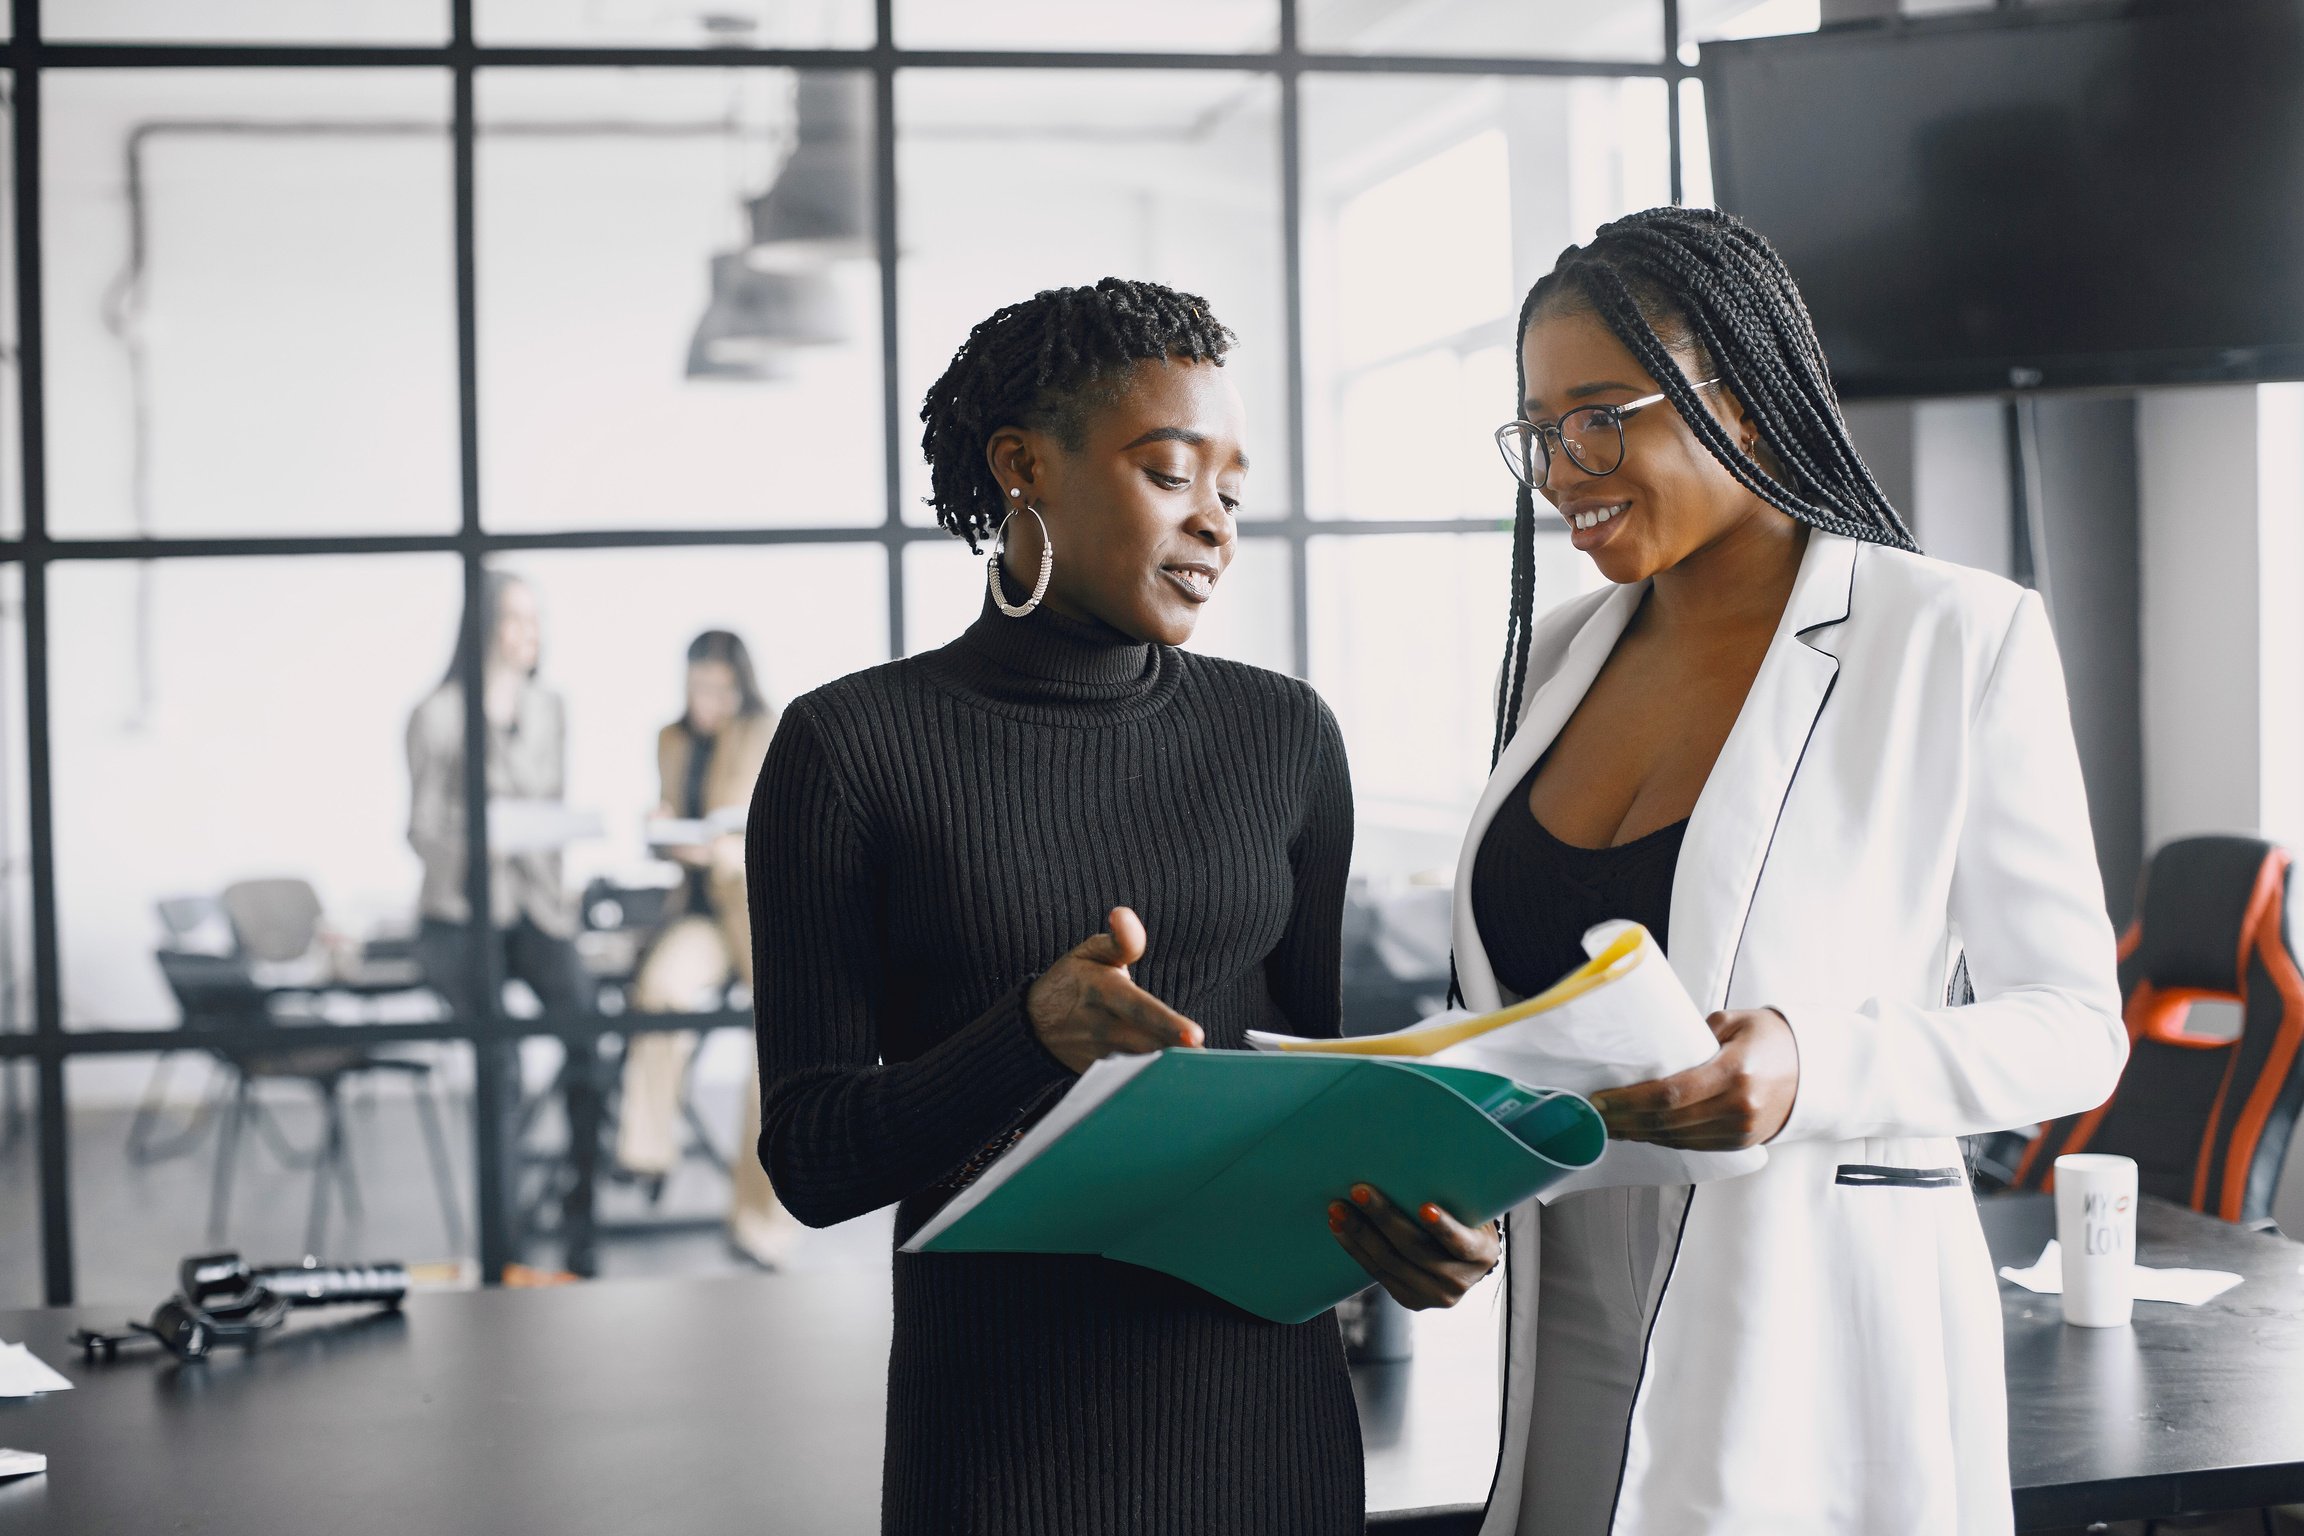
[
  {"xmin": 0, "ymin": 1342, "xmax": 73, "ymax": 1398},
  {"xmin": 488, "ymin": 799, "xmax": 605, "ymax": 854},
  {"xmin": 645, "ymin": 806, "xmax": 748, "ymax": 847},
  {"xmin": 1998, "ymin": 1239, "xmax": 2245, "ymax": 1306},
  {"xmin": 0, "ymin": 1448, "xmax": 46, "ymax": 1479},
  {"xmin": 1249, "ymin": 920, "xmax": 1766, "ymax": 1199}
]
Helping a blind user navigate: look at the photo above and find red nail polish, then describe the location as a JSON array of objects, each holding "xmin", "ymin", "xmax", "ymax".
[
  {"xmin": 1351, "ymin": 1185, "xmax": 1372, "ymax": 1206},
  {"xmin": 1420, "ymin": 1203, "xmax": 1443, "ymax": 1225}
]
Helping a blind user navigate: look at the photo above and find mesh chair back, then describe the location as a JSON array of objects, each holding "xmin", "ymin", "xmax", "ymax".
[
  {"xmin": 2013, "ymin": 835, "xmax": 2304, "ymax": 1225},
  {"xmin": 220, "ymin": 878, "xmax": 323, "ymax": 964}
]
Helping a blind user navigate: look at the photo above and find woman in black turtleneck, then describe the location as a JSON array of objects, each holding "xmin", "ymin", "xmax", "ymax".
[{"xmin": 746, "ymin": 279, "xmax": 1500, "ymax": 1535}]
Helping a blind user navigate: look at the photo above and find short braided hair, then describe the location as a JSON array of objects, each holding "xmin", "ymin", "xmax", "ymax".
[
  {"xmin": 919, "ymin": 277, "xmax": 1236, "ymax": 552},
  {"xmin": 1492, "ymin": 205, "xmax": 1918, "ymax": 763}
]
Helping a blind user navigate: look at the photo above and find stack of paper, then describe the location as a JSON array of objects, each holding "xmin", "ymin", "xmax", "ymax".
[
  {"xmin": 645, "ymin": 806, "xmax": 749, "ymax": 846},
  {"xmin": 488, "ymin": 799, "xmax": 605, "ymax": 854},
  {"xmin": 1249, "ymin": 920, "xmax": 1767, "ymax": 1198},
  {"xmin": 0, "ymin": 1448, "xmax": 46, "ymax": 1480},
  {"xmin": 0, "ymin": 1340, "xmax": 72, "ymax": 1398}
]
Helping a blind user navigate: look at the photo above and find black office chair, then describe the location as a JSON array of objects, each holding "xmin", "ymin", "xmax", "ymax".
[
  {"xmin": 2007, "ymin": 836, "xmax": 2304, "ymax": 1228},
  {"xmin": 142, "ymin": 882, "xmax": 466, "ymax": 1255}
]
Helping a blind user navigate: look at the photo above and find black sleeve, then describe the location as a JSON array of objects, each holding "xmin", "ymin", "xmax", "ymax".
[
  {"xmin": 1262, "ymin": 693, "xmax": 1354, "ymax": 1040},
  {"xmin": 748, "ymin": 702, "xmax": 1072, "ymax": 1228}
]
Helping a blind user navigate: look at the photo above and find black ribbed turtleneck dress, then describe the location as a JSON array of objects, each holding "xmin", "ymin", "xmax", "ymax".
[{"xmin": 746, "ymin": 594, "xmax": 1363, "ymax": 1536}]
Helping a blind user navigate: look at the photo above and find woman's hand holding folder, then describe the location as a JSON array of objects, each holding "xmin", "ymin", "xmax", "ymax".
[
  {"xmin": 1027, "ymin": 906, "xmax": 1206, "ymax": 1074},
  {"xmin": 1328, "ymin": 1184, "xmax": 1502, "ymax": 1311}
]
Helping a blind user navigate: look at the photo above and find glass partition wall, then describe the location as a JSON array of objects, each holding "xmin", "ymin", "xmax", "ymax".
[{"xmin": 1, "ymin": 0, "xmax": 1748, "ymax": 1309}]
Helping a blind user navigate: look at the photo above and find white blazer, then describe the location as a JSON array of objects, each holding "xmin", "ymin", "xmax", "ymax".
[{"xmin": 1458, "ymin": 531, "xmax": 2127, "ymax": 1536}]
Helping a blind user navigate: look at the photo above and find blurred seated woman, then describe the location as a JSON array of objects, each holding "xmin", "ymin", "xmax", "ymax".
[{"xmin": 614, "ymin": 630, "xmax": 796, "ymax": 1268}]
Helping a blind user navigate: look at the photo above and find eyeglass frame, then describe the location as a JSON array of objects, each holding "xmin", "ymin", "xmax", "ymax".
[{"xmin": 1494, "ymin": 377, "xmax": 1724, "ymax": 489}]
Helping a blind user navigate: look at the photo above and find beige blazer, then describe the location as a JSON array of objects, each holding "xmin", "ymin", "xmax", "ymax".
[{"xmin": 407, "ymin": 680, "xmax": 578, "ymax": 937}]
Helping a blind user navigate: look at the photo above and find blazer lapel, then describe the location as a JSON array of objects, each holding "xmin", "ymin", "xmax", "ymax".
[
  {"xmin": 1666, "ymin": 531, "xmax": 1860, "ymax": 1012},
  {"xmin": 1452, "ymin": 583, "xmax": 1647, "ymax": 1011}
]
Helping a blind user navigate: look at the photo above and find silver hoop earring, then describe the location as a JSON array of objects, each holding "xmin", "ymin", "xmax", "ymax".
[{"xmin": 989, "ymin": 504, "xmax": 1053, "ymax": 619}]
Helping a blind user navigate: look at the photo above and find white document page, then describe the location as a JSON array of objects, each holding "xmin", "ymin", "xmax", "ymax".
[
  {"xmin": 1251, "ymin": 921, "xmax": 1766, "ymax": 1198},
  {"xmin": 0, "ymin": 1341, "xmax": 73, "ymax": 1398}
]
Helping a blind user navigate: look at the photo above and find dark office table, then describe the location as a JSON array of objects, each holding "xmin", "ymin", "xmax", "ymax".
[
  {"xmin": 1984, "ymin": 1191, "xmax": 2304, "ymax": 1528},
  {"xmin": 4, "ymin": 1194, "xmax": 2301, "ymax": 1534},
  {"xmin": 0, "ymin": 1270, "xmax": 1472, "ymax": 1535}
]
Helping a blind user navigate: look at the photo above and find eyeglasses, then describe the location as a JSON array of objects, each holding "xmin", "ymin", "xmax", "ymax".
[{"xmin": 1494, "ymin": 379, "xmax": 1722, "ymax": 489}]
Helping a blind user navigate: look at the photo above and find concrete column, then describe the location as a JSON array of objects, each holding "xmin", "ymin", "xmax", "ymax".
[
  {"xmin": 1891, "ymin": 394, "xmax": 2143, "ymax": 921},
  {"xmin": 2138, "ymin": 386, "xmax": 2272, "ymax": 850}
]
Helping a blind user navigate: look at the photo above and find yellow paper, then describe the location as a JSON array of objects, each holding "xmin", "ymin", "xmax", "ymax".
[{"xmin": 1272, "ymin": 923, "xmax": 1650, "ymax": 1058}]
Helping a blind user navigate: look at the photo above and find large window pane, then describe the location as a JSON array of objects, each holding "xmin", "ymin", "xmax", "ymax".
[
  {"xmin": 1, "ymin": 73, "xmax": 18, "ymax": 539},
  {"xmin": 479, "ymin": 71, "xmax": 883, "ymax": 533},
  {"xmin": 47, "ymin": 0, "xmax": 446, "ymax": 42},
  {"xmin": 904, "ymin": 533, "xmax": 1292, "ymax": 672},
  {"xmin": 1183, "ymin": 535, "xmax": 1293, "ymax": 673},
  {"xmin": 52, "ymin": 556, "xmax": 464, "ymax": 1028},
  {"xmin": 480, "ymin": 0, "xmax": 871, "ymax": 47},
  {"xmin": 895, "ymin": 0, "xmax": 1275, "ymax": 51},
  {"xmin": 897, "ymin": 71, "xmax": 1287, "ymax": 525},
  {"xmin": 1300, "ymin": 0, "xmax": 1663, "ymax": 62},
  {"xmin": 1310, "ymin": 531, "xmax": 1598, "ymax": 859},
  {"xmin": 43, "ymin": 73, "xmax": 458, "ymax": 538},
  {"xmin": 1301, "ymin": 75, "xmax": 1670, "ymax": 522},
  {"xmin": 1680, "ymin": 79, "xmax": 1716, "ymax": 210},
  {"xmin": 63, "ymin": 1045, "xmax": 476, "ymax": 1307},
  {"xmin": 903, "ymin": 537, "xmax": 988, "ymax": 657}
]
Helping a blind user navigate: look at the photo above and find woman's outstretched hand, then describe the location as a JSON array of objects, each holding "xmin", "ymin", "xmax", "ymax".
[
  {"xmin": 1329, "ymin": 1185, "xmax": 1501, "ymax": 1310},
  {"xmin": 1026, "ymin": 906, "xmax": 1205, "ymax": 1074},
  {"xmin": 1589, "ymin": 1007, "xmax": 1799, "ymax": 1150}
]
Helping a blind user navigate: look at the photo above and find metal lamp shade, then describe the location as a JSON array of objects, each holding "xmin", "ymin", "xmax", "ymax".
[{"xmin": 682, "ymin": 253, "xmax": 847, "ymax": 381}]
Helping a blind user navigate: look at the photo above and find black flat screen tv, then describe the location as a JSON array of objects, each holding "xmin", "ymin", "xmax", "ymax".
[{"xmin": 1702, "ymin": 0, "xmax": 2304, "ymax": 397}]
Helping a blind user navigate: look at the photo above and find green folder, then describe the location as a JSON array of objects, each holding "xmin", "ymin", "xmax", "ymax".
[{"xmin": 902, "ymin": 1049, "xmax": 1604, "ymax": 1324}]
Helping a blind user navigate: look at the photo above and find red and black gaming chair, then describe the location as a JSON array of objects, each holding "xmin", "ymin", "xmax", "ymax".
[{"xmin": 2011, "ymin": 835, "xmax": 2304, "ymax": 1227}]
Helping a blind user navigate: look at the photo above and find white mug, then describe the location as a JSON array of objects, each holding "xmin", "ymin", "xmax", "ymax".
[{"xmin": 2054, "ymin": 1153, "xmax": 2138, "ymax": 1328}]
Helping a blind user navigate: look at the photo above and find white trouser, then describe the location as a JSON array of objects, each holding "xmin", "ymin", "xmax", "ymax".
[{"xmin": 1519, "ymin": 1184, "xmax": 1677, "ymax": 1536}]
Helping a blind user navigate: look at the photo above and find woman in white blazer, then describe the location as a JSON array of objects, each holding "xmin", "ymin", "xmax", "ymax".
[{"xmin": 1458, "ymin": 207, "xmax": 2126, "ymax": 1536}]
